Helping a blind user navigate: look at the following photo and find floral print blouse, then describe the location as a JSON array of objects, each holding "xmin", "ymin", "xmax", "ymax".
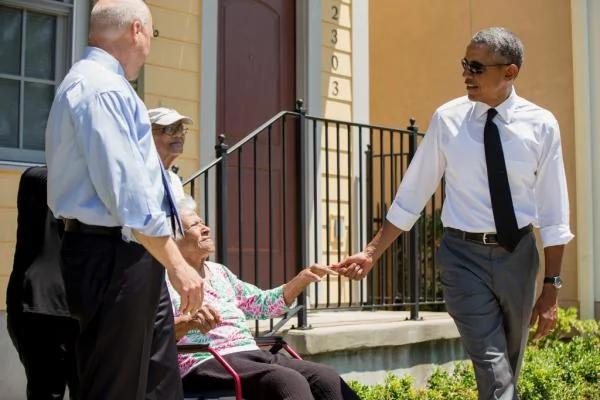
[{"xmin": 166, "ymin": 261, "xmax": 289, "ymax": 377}]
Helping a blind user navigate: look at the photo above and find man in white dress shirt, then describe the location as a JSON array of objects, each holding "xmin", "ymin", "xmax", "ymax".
[{"xmin": 335, "ymin": 27, "xmax": 573, "ymax": 399}]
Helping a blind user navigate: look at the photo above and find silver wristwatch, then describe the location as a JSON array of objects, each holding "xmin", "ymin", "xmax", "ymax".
[{"xmin": 543, "ymin": 275, "xmax": 563, "ymax": 289}]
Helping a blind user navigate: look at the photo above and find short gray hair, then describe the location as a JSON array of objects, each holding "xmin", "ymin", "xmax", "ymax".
[
  {"xmin": 177, "ymin": 195, "xmax": 197, "ymax": 217},
  {"xmin": 90, "ymin": 0, "xmax": 150, "ymax": 39},
  {"xmin": 471, "ymin": 27, "xmax": 524, "ymax": 68}
]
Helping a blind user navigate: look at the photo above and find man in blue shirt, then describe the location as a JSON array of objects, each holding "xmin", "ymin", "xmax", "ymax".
[{"xmin": 45, "ymin": 1, "xmax": 203, "ymax": 398}]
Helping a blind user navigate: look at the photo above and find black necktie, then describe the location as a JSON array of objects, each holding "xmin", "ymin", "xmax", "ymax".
[
  {"xmin": 484, "ymin": 108, "xmax": 520, "ymax": 252},
  {"xmin": 160, "ymin": 165, "xmax": 184, "ymax": 238}
]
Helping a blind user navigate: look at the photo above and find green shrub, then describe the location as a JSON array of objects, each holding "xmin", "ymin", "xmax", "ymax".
[
  {"xmin": 348, "ymin": 374, "xmax": 420, "ymax": 400},
  {"xmin": 347, "ymin": 308, "xmax": 599, "ymax": 400},
  {"xmin": 424, "ymin": 362, "xmax": 478, "ymax": 400},
  {"xmin": 519, "ymin": 308, "xmax": 600, "ymax": 400}
]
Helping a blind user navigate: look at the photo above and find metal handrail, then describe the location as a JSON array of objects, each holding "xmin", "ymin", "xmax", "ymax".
[
  {"xmin": 304, "ymin": 115, "xmax": 425, "ymax": 137},
  {"xmin": 183, "ymin": 156, "xmax": 222, "ymax": 185},
  {"xmin": 226, "ymin": 111, "xmax": 300, "ymax": 153},
  {"xmin": 183, "ymin": 111, "xmax": 300, "ymax": 185}
]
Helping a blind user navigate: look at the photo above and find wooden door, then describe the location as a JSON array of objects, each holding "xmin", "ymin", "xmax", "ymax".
[{"xmin": 217, "ymin": 0, "xmax": 297, "ymax": 288}]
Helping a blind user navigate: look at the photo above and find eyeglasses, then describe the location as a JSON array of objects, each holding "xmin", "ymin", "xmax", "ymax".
[
  {"xmin": 184, "ymin": 218, "xmax": 206, "ymax": 234},
  {"xmin": 461, "ymin": 58, "xmax": 511, "ymax": 75},
  {"xmin": 154, "ymin": 123, "xmax": 188, "ymax": 136}
]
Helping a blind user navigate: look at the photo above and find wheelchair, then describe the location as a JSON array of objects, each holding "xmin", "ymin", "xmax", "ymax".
[{"xmin": 178, "ymin": 336, "xmax": 302, "ymax": 400}]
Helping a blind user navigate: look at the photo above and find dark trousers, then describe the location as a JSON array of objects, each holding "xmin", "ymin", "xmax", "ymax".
[
  {"xmin": 60, "ymin": 232, "xmax": 183, "ymax": 400},
  {"xmin": 7, "ymin": 311, "xmax": 79, "ymax": 400},
  {"xmin": 437, "ymin": 232, "xmax": 539, "ymax": 400},
  {"xmin": 182, "ymin": 350, "xmax": 360, "ymax": 400}
]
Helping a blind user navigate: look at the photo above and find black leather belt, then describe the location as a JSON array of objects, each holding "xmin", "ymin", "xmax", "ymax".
[
  {"xmin": 444, "ymin": 224, "xmax": 533, "ymax": 246},
  {"xmin": 63, "ymin": 219, "xmax": 121, "ymax": 237}
]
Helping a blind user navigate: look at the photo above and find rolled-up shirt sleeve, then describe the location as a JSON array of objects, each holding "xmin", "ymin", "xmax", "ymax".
[
  {"xmin": 70, "ymin": 90, "xmax": 171, "ymax": 240},
  {"xmin": 386, "ymin": 112, "xmax": 446, "ymax": 230},
  {"xmin": 535, "ymin": 117, "xmax": 574, "ymax": 247}
]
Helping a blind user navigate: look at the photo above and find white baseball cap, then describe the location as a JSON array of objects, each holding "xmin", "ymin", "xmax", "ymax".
[{"xmin": 148, "ymin": 107, "xmax": 193, "ymax": 126}]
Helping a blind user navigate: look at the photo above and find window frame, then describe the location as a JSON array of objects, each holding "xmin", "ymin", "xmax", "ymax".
[{"xmin": 0, "ymin": 0, "xmax": 73, "ymax": 164}]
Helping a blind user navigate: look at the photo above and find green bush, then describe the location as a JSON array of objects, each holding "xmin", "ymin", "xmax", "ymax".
[
  {"xmin": 519, "ymin": 308, "xmax": 600, "ymax": 400},
  {"xmin": 347, "ymin": 308, "xmax": 599, "ymax": 400}
]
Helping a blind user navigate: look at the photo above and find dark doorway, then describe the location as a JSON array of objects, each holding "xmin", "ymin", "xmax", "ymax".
[{"xmin": 217, "ymin": 0, "xmax": 297, "ymax": 288}]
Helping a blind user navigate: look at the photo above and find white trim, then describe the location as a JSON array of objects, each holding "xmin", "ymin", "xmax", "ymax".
[
  {"xmin": 352, "ymin": 0, "xmax": 369, "ymax": 125},
  {"xmin": 72, "ymin": 0, "xmax": 89, "ymax": 63},
  {"xmin": 297, "ymin": 0, "xmax": 322, "ymax": 305},
  {"xmin": 198, "ymin": 0, "xmax": 218, "ymax": 224},
  {"xmin": 303, "ymin": 0, "xmax": 322, "ymax": 117},
  {"xmin": 0, "ymin": 0, "xmax": 72, "ymax": 16},
  {"xmin": 200, "ymin": 0, "xmax": 218, "ymax": 169},
  {"xmin": 352, "ymin": 0, "xmax": 370, "ymax": 302},
  {"xmin": 0, "ymin": 160, "xmax": 43, "ymax": 171},
  {"xmin": 587, "ymin": 0, "xmax": 600, "ymax": 315},
  {"xmin": 570, "ymin": 0, "xmax": 594, "ymax": 319}
]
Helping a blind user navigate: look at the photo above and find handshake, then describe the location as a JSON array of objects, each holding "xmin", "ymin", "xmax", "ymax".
[
  {"xmin": 329, "ymin": 249, "xmax": 375, "ymax": 281},
  {"xmin": 308, "ymin": 249, "xmax": 375, "ymax": 282}
]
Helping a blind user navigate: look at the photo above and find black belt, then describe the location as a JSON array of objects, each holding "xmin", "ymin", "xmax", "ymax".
[
  {"xmin": 444, "ymin": 224, "xmax": 533, "ymax": 246},
  {"xmin": 64, "ymin": 219, "xmax": 121, "ymax": 237}
]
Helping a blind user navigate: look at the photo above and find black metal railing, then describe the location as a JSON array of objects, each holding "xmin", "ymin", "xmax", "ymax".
[
  {"xmin": 304, "ymin": 116, "xmax": 445, "ymax": 318},
  {"xmin": 183, "ymin": 100, "xmax": 444, "ymax": 331}
]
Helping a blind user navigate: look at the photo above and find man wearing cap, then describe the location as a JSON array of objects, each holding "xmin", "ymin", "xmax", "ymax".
[
  {"xmin": 145, "ymin": 107, "xmax": 192, "ymax": 399},
  {"xmin": 45, "ymin": 1, "xmax": 203, "ymax": 399},
  {"xmin": 149, "ymin": 107, "xmax": 193, "ymax": 202}
]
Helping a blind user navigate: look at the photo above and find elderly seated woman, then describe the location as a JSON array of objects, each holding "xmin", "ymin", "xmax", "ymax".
[{"xmin": 167, "ymin": 196, "xmax": 360, "ymax": 400}]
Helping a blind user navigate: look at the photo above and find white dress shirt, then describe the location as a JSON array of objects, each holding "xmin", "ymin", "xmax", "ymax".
[
  {"xmin": 168, "ymin": 170, "xmax": 185, "ymax": 203},
  {"xmin": 386, "ymin": 89, "xmax": 574, "ymax": 247}
]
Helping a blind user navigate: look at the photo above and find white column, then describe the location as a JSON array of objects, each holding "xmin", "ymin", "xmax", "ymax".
[
  {"xmin": 352, "ymin": 0, "xmax": 370, "ymax": 302},
  {"xmin": 199, "ymin": 0, "xmax": 218, "ymax": 224},
  {"xmin": 352, "ymin": 0, "xmax": 369, "ymax": 125},
  {"xmin": 570, "ymin": 0, "xmax": 597, "ymax": 319},
  {"xmin": 588, "ymin": 0, "xmax": 600, "ymax": 319},
  {"xmin": 72, "ymin": 0, "xmax": 90, "ymax": 63}
]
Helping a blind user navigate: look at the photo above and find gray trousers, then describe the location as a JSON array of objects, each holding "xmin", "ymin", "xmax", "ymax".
[{"xmin": 437, "ymin": 232, "xmax": 539, "ymax": 400}]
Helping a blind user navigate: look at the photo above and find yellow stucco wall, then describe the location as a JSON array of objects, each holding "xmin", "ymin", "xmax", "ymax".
[
  {"xmin": 318, "ymin": 0, "xmax": 355, "ymax": 305},
  {"xmin": 369, "ymin": 0, "xmax": 578, "ymax": 307},
  {"xmin": 144, "ymin": 0, "xmax": 202, "ymax": 188},
  {"xmin": 0, "ymin": 170, "xmax": 21, "ymax": 309}
]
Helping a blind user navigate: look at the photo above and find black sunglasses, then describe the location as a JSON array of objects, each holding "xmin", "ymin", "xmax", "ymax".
[{"xmin": 461, "ymin": 58, "xmax": 511, "ymax": 75}]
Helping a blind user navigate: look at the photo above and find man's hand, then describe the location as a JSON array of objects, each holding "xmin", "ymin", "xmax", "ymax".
[
  {"xmin": 168, "ymin": 264, "xmax": 204, "ymax": 315},
  {"xmin": 332, "ymin": 250, "xmax": 374, "ymax": 280},
  {"xmin": 191, "ymin": 305, "xmax": 222, "ymax": 334},
  {"xmin": 131, "ymin": 231, "xmax": 205, "ymax": 314},
  {"xmin": 529, "ymin": 286, "xmax": 559, "ymax": 340}
]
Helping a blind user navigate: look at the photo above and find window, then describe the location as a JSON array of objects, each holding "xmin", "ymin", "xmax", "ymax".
[{"xmin": 0, "ymin": 1, "xmax": 72, "ymax": 164}]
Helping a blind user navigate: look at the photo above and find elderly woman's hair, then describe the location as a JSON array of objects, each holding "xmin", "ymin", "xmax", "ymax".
[
  {"xmin": 471, "ymin": 27, "xmax": 524, "ymax": 68},
  {"xmin": 90, "ymin": 0, "xmax": 150, "ymax": 39},
  {"xmin": 177, "ymin": 195, "xmax": 198, "ymax": 217}
]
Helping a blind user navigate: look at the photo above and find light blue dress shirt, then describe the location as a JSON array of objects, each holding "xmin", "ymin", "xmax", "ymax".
[{"xmin": 45, "ymin": 47, "xmax": 171, "ymax": 241}]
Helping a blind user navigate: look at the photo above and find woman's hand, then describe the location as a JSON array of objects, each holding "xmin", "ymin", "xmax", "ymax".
[
  {"xmin": 190, "ymin": 305, "xmax": 222, "ymax": 334},
  {"xmin": 174, "ymin": 304, "xmax": 222, "ymax": 339},
  {"xmin": 283, "ymin": 264, "xmax": 329, "ymax": 305}
]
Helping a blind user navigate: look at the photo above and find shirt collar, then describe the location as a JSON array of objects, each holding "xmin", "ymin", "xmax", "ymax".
[
  {"xmin": 473, "ymin": 87, "xmax": 518, "ymax": 124},
  {"xmin": 83, "ymin": 46, "xmax": 126, "ymax": 77}
]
